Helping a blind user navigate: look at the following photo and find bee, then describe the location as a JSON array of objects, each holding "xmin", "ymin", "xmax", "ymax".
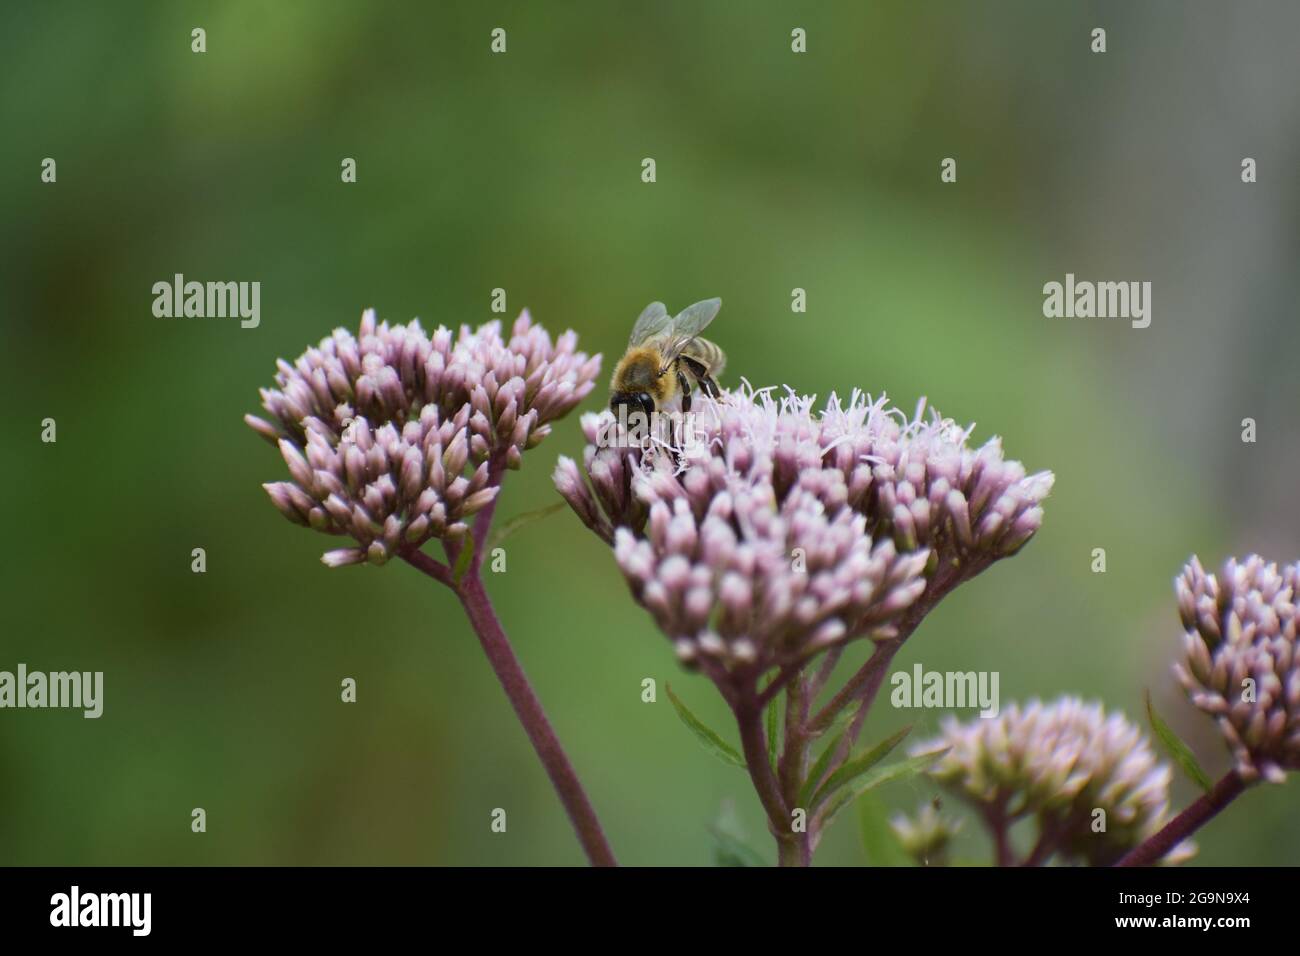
[{"xmin": 609, "ymin": 298, "xmax": 727, "ymax": 418}]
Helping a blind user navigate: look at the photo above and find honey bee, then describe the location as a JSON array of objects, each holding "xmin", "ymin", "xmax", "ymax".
[{"xmin": 609, "ymin": 298, "xmax": 726, "ymax": 418}]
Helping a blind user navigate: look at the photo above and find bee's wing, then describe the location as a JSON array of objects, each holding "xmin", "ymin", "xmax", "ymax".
[
  {"xmin": 628, "ymin": 301, "xmax": 672, "ymax": 346},
  {"xmin": 659, "ymin": 298, "xmax": 721, "ymax": 368},
  {"xmin": 680, "ymin": 336, "xmax": 726, "ymax": 377}
]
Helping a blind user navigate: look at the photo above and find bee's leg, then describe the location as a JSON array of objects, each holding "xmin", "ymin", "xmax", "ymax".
[
  {"xmin": 677, "ymin": 368, "xmax": 692, "ymax": 414},
  {"xmin": 682, "ymin": 357, "xmax": 721, "ymax": 398}
]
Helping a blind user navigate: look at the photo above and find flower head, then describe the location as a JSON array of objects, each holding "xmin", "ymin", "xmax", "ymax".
[
  {"xmin": 919, "ymin": 697, "xmax": 1191, "ymax": 866},
  {"xmin": 1174, "ymin": 554, "xmax": 1300, "ymax": 783},
  {"xmin": 249, "ymin": 308, "xmax": 600, "ymax": 566},
  {"xmin": 890, "ymin": 801, "xmax": 964, "ymax": 865},
  {"xmin": 557, "ymin": 384, "xmax": 1052, "ymax": 566},
  {"xmin": 613, "ymin": 484, "xmax": 929, "ymax": 674},
  {"xmin": 555, "ymin": 385, "xmax": 1052, "ymax": 683}
]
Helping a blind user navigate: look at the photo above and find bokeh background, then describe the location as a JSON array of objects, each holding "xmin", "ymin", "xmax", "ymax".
[{"xmin": 2, "ymin": 1, "xmax": 1298, "ymax": 866}]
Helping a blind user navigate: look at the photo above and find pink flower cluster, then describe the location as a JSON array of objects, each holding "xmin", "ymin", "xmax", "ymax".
[
  {"xmin": 555, "ymin": 385, "xmax": 1053, "ymax": 679},
  {"xmin": 919, "ymin": 697, "xmax": 1190, "ymax": 866},
  {"xmin": 249, "ymin": 308, "xmax": 601, "ymax": 566},
  {"xmin": 1175, "ymin": 554, "xmax": 1300, "ymax": 783}
]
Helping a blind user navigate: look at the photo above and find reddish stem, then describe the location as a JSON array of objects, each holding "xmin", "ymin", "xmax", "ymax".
[
  {"xmin": 981, "ymin": 803, "xmax": 1016, "ymax": 867},
  {"xmin": 401, "ymin": 552, "xmax": 617, "ymax": 867},
  {"xmin": 469, "ymin": 449, "xmax": 509, "ymax": 572},
  {"xmin": 1115, "ymin": 771, "xmax": 1247, "ymax": 867},
  {"xmin": 736, "ymin": 695, "xmax": 801, "ymax": 865}
]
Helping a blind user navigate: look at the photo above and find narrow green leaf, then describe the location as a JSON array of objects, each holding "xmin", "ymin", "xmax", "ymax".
[
  {"xmin": 451, "ymin": 535, "xmax": 475, "ymax": 586},
  {"xmin": 707, "ymin": 824, "xmax": 769, "ymax": 867},
  {"xmin": 811, "ymin": 724, "xmax": 912, "ymax": 810},
  {"xmin": 856, "ymin": 790, "xmax": 913, "ymax": 867},
  {"xmin": 765, "ymin": 689, "xmax": 780, "ymax": 771},
  {"xmin": 708, "ymin": 799, "xmax": 770, "ymax": 867},
  {"xmin": 1146, "ymin": 690, "xmax": 1212, "ymax": 792},
  {"xmin": 666, "ymin": 684, "xmax": 745, "ymax": 768},
  {"xmin": 487, "ymin": 500, "xmax": 567, "ymax": 550},
  {"xmin": 818, "ymin": 748, "xmax": 948, "ymax": 831},
  {"xmin": 798, "ymin": 726, "xmax": 848, "ymax": 806}
]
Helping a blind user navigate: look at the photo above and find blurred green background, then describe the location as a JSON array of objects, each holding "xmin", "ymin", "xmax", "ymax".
[{"xmin": 2, "ymin": 1, "xmax": 1298, "ymax": 866}]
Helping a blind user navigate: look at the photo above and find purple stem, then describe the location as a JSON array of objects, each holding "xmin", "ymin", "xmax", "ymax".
[
  {"xmin": 807, "ymin": 646, "xmax": 844, "ymax": 701},
  {"xmin": 794, "ymin": 560, "xmax": 981, "ymax": 855},
  {"xmin": 735, "ymin": 695, "xmax": 800, "ymax": 865},
  {"xmin": 1021, "ymin": 819, "xmax": 1062, "ymax": 867},
  {"xmin": 806, "ymin": 557, "xmax": 972, "ymax": 737},
  {"xmin": 981, "ymin": 803, "xmax": 1016, "ymax": 867},
  {"xmin": 758, "ymin": 663, "xmax": 800, "ymax": 708},
  {"xmin": 401, "ymin": 550, "xmax": 617, "ymax": 867},
  {"xmin": 776, "ymin": 676, "xmax": 814, "ymax": 865},
  {"xmin": 468, "ymin": 449, "xmax": 509, "ymax": 571},
  {"xmin": 1115, "ymin": 771, "xmax": 1247, "ymax": 867},
  {"xmin": 807, "ymin": 639, "xmax": 901, "ymax": 737}
]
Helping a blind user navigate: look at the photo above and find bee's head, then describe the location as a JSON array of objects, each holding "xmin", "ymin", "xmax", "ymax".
[{"xmin": 610, "ymin": 391, "xmax": 656, "ymax": 421}]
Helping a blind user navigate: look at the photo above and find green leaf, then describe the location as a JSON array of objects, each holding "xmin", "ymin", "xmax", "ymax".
[
  {"xmin": 666, "ymin": 684, "xmax": 745, "ymax": 769},
  {"xmin": 488, "ymin": 500, "xmax": 567, "ymax": 550},
  {"xmin": 708, "ymin": 799, "xmax": 769, "ymax": 866},
  {"xmin": 818, "ymin": 748, "xmax": 948, "ymax": 831},
  {"xmin": 798, "ymin": 726, "xmax": 848, "ymax": 806},
  {"xmin": 707, "ymin": 824, "xmax": 770, "ymax": 867},
  {"xmin": 856, "ymin": 790, "xmax": 913, "ymax": 867},
  {"xmin": 765, "ymin": 689, "xmax": 780, "ymax": 771},
  {"xmin": 1146, "ymin": 690, "xmax": 1212, "ymax": 792},
  {"xmin": 811, "ymin": 724, "xmax": 912, "ymax": 810},
  {"xmin": 451, "ymin": 535, "xmax": 475, "ymax": 586}
]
